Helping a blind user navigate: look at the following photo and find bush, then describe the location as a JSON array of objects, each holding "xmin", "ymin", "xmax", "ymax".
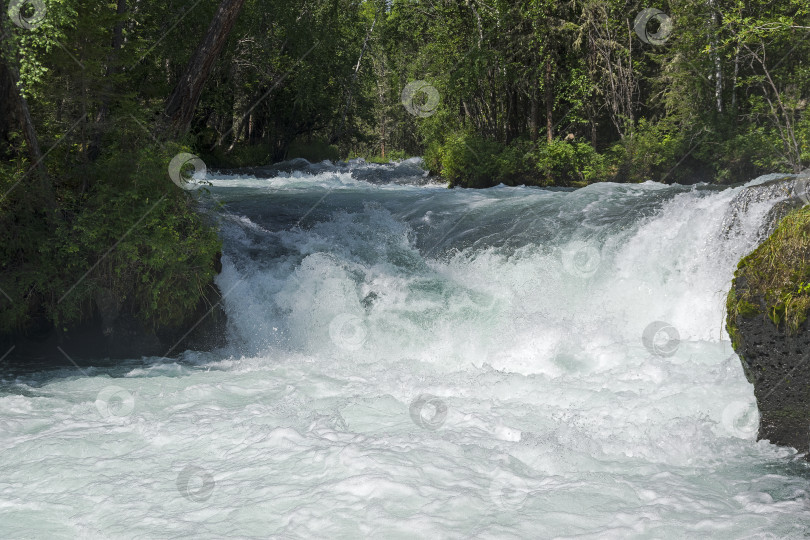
[
  {"xmin": 439, "ymin": 133, "xmax": 504, "ymax": 188},
  {"xmin": 712, "ymin": 127, "xmax": 785, "ymax": 184},
  {"xmin": 429, "ymin": 133, "xmax": 615, "ymax": 188},
  {"xmin": 532, "ymin": 139, "xmax": 615, "ymax": 186},
  {"xmin": 203, "ymin": 143, "xmax": 274, "ymax": 169},
  {"xmin": 347, "ymin": 149, "xmax": 413, "ymax": 163},
  {"xmin": 0, "ymin": 143, "xmax": 222, "ymax": 335},
  {"xmin": 614, "ymin": 119, "xmax": 689, "ymax": 183}
]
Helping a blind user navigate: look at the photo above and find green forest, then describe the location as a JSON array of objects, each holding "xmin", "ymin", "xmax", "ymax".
[{"xmin": 1, "ymin": 0, "xmax": 809, "ymax": 339}]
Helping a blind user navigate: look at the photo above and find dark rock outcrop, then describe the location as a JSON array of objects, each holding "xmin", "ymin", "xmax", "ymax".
[
  {"xmin": 727, "ymin": 300, "xmax": 810, "ymax": 454},
  {"xmin": 727, "ymin": 172, "xmax": 810, "ymax": 455},
  {"xmin": 2, "ymin": 283, "xmax": 228, "ymax": 366}
]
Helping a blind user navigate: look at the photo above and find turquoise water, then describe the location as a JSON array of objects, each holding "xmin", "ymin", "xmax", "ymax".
[{"xmin": 1, "ymin": 160, "xmax": 808, "ymax": 538}]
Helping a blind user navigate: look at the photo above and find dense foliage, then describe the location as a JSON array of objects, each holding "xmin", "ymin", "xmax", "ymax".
[
  {"xmin": 372, "ymin": 0, "xmax": 810, "ymax": 186},
  {"xmin": 1, "ymin": 0, "xmax": 809, "ymax": 337},
  {"xmin": 0, "ymin": 141, "xmax": 222, "ymax": 335}
]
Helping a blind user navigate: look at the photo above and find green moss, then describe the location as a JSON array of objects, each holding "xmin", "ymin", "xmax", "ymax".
[
  {"xmin": 736, "ymin": 299, "xmax": 760, "ymax": 317},
  {"xmin": 725, "ymin": 289, "xmax": 747, "ymax": 371},
  {"xmin": 727, "ymin": 205, "xmax": 810, "ymax": 336}
]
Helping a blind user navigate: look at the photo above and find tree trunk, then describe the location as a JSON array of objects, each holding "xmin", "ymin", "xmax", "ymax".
[
  {"xmin": 380, "ymin": 113, "xmax": 386, "ymax": 160},
  {"xmin": 731, "ymin": 45, "xmax": 740, "ymax": 110},
  {"xmin": 708, "ymin": 0, "xmax": 723, "ymax": 113},
  {"xmin": 332, "ymin": 9, "xmax": 378, "ymax": 144},
  {"xmin": 88, "ymin": 0, "xmax": 127, "ymax": 161},
  {"xmin": 0, "ymin": 43, "xmax": 16, "ymax": 159},
  {"xmin": 0, "ymin": 60, "xmax": 42, "ymax": 172},
  {"xmin": 545, "ymin": 59, "xmax": 553, "ymax": 142},
  {"xmin": 164, "ymin": 0, "xmax": 246, "ymax": 135},
  {"xmin": 529, "ymin": 85, "xmax": 539, "ymax": 143}
]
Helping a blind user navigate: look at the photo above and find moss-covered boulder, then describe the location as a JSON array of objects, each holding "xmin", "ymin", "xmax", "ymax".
[{"xmin": 727, "ymin": 203, "xmax": 810, "ymax": 455}]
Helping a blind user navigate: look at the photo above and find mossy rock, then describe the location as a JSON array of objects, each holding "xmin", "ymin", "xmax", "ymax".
[
  {"xmin": 726, "ymin": 203, "xmax": 810, "ymax": 454},
  {"xmin": 728, "ymin": 205, "xmax": 810, "ymax": 336}
]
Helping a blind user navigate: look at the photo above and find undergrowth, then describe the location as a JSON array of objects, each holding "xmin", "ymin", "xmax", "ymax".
[{"xmin": 0, "ymin": 142, "xmax": 221, "ymax": 336}]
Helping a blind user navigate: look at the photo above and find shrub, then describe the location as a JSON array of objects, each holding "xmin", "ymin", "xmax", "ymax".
[
  {"xmin": 438, "ymin": 133, "xmax": 504, "ymax": 188},
  {"xmin": 431, "ymin": 133, "xmax": 615, "ymax": 188},
  {"xmin": 712, "ymin": 127, "xmax": 785, "ymax": 184},
  {"xmin": 614, "ymin": 119, "xmax": 690, "ymax": 183},
  {"xmin": 531, "ymin": 139, "xmax": 614, "ymax": 186},
  {"xmin": 0, "ymin": 143, "xmax": 222, "ymax": 335}
]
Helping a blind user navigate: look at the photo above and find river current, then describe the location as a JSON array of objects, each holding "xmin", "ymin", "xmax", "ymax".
[{"xmin": 1, "ymin": 159, "xmax": 808, "ymax": 538}]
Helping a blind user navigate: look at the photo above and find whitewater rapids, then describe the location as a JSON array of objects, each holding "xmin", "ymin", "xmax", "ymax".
[{"xmin": 1, "ymin": 159, "xmax": 808, "ymax": 538}]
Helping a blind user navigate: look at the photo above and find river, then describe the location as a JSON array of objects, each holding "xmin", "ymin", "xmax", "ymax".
[{"xmin": 1, "ymin": 159, "xmax": 808, "ymax": 538}]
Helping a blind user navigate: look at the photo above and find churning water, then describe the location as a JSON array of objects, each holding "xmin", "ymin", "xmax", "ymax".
[{"xmin": 1, "ymin": 159, "xmax": 809, "ymax": 538}]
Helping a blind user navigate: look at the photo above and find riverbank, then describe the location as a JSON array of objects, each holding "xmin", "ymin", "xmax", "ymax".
[
  {"xmin": 0, "ymin": 144, "xmax": 224, "ymax": 360},
  {"xmin": 203, "ymin": 130, "xmax": 799, "ymax": 190}
]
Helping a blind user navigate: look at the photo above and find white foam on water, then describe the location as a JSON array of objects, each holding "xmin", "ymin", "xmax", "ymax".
[{"xmin": 1, "ymin": 167, "xmax": 809, "ymax": 538}]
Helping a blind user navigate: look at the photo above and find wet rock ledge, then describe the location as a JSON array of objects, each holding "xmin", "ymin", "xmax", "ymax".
[
  {"xmin": 2, "ymin": 280, "xmax": 227, "ymax": 364},
  {"xmin": 726, "ymin": 171, "xmax": 810, "ymax": 455}
]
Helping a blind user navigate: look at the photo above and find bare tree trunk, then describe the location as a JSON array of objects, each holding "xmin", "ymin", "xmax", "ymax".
[
  {"xmin": 708, "ymin": 0, "xmax": 723, "ymax": 113},
  {"xmin": 731, "ymin": 45, "xmax": 740, "ymax": 110},
  {"xmin": 545, "ymin": 59, "xmax": 553, "ymax": 142},
  {"xmin": 227, "ymin": 111, "xmax": 249, "ymax": 152},
  {"xmin": 380, "ymin": 115, "xmax": 385, "ymax": 160},
  {"xmin": 744, "ymin": 41, "xmax": 802, "ymax": 170},
  {"xmin": 529, "ymin": 86, "xmax": 539, "ymax": 142},
  {"xmin": 374, "ymin": 56, "xmax": 387, "ymax": 159},
  {"xmin": 625, "ymin": 20, "xmax": 636, "ymax": 127},
  {"xmin": 587, "ymin": 4, "xmax": 634, "ymax": 140},
  {"xmin": 332, "ymin": 9, "xmax": 378, "ymax": 144},
  {"xmin": 164, "ymin": 0, "xmax": 246, "ymax": 135}
]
